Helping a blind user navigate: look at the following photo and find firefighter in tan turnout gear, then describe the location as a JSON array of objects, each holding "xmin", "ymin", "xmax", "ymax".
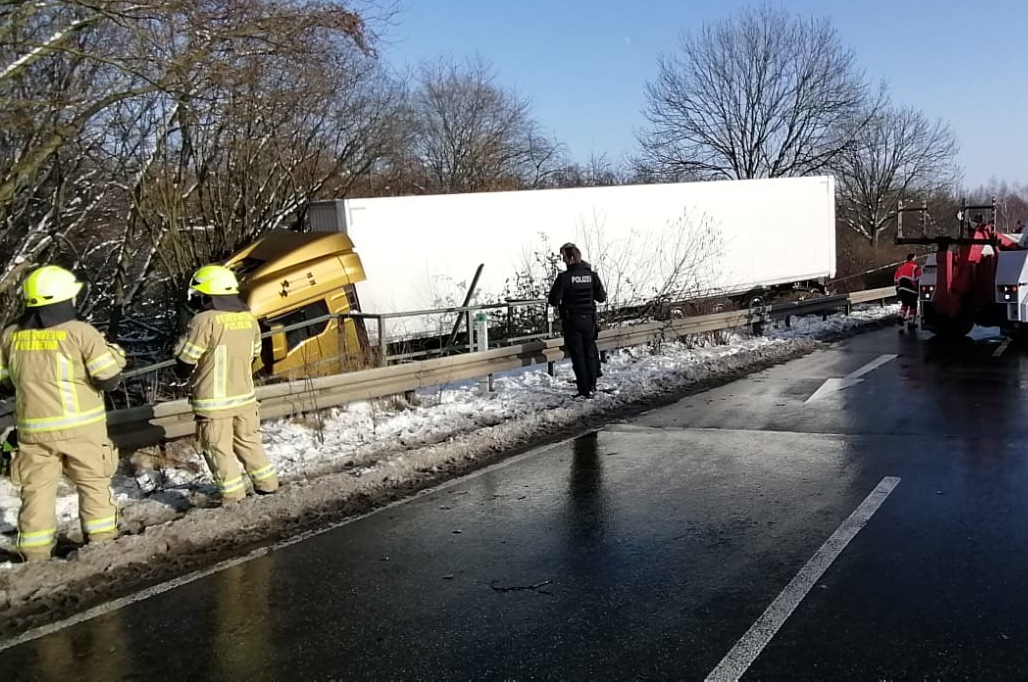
[
  {"xmin": 174, "ymin": 264, "xmax": 279, "ymax": 503},
  {"xmin": 0, "ymin": 265, "xmax": 126, "ymax": 562}
]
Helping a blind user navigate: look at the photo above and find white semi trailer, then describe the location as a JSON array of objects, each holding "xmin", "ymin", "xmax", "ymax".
[{"xmin": 306, "ymin": 175, "xmax": 838, "ymax": 342}]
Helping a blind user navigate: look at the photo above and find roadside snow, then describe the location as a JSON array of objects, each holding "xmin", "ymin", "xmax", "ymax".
[{"xmin": 0, "ymin": 304, "xmax": 897, "ymax": 556}]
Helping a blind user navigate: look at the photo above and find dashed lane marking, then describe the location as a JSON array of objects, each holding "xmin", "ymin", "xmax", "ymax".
[{"xmin": 705, "ymin": 475, "xmax": 901, "ymax": 682}]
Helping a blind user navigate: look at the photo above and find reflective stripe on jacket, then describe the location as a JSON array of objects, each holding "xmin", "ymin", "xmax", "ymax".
[
  {"xmin": 174, "ymin": 310, "xmax": 262, "ymax": 418},
  {"xmin": 896, "ymin": 277, "xmax": 918, "ymax": 295},
  {"xmin": 0, "ymin": 321, "xmax": 125, "ymax": 443}
]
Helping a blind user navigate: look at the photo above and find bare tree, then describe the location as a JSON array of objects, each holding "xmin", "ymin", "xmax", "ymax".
[
  {"xmin": 960, "ymin": 180, "xmax": 1028, "ymax": 232},
  {"xmin": 835, "ymin": 105, "xmax": 960, "ymax": 245},
  {"xmin": 102, "ymin": 9, "xmax": 396, "ymax": 339},
  {"xmin": 567, "ymin": 209, "xmax": 725, "ymax": 316},
  {"xmin": 0, "ymin": 0, "xmax": 385, "ymax": 331},
  {"xmin": 406, "ymin": 55, "xmax": 567, "ymax": 193},
  {"xmin": 636, "ymin": 4, "xmax": 884, "ymax": 181},
  {"xmin": 0, "ymin": 3, "xmax": 132, "ymax": 303},
  {"xmin": 548, "ymin": 152, "xmax": 634, "ymax": 188}
]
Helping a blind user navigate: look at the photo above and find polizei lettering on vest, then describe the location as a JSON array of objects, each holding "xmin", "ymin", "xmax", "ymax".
[{"xmin": 570, "ymin": 275, "xmax": 592, "ymax": 284}]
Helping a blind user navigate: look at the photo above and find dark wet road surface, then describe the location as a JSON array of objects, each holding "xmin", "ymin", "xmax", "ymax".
[{"xmin": 5, "ymin": 327, "xmax": 1028, "ymax": 680}]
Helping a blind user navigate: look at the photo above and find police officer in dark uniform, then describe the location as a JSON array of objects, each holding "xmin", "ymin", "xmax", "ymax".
[{"xmin": 548, "ymin": 243, "xmax": 607, "ymax": 397}]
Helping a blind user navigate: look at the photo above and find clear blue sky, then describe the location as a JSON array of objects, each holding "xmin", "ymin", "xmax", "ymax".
[{"xmin": 375, "ymin": 0, "xmax": 1025, "ymax": 190}]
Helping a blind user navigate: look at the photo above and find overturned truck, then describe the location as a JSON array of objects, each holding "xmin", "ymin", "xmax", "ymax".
[{"xmin": 224, "ymin": 176, "xmax": 839, "ymax": 379}]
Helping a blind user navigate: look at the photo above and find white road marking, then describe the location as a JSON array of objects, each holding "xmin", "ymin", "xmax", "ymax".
[
  {"xmin": 993, "ymin": 338, "xmax": 1012, "ymax": 357},
  {"xmin": 804, "ymin": 377, "xmax": 862, "ymax": 402},
  {"xmin": 846, "ymin": 354, "xmax": 898, "ymax": 380},
  {"xmin": 805, "ymin": 354, "xmax": 897, "ymax": 403},
  {"xmin": 0, "ymin": 430, "xmax": 597, "ymax": 654},
  {"xmin": 704, "ymin": 475, "xmax": 901, "ymax": 682}
]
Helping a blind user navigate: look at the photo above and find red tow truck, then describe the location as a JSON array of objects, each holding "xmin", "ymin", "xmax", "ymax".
[{"xmin": 895, "ymin": 198, "xmax": 1028, "ymax": 339}]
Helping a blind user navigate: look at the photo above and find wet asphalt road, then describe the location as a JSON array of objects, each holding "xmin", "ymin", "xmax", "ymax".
[{"xmin": 5, "ymin": 325, "xmax": 1028, "ymax": 680}]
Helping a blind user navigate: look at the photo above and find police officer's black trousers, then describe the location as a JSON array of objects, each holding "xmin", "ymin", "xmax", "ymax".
[{"xmin": 563, "ymin": 314, "xmax": 599, "ymax": 395}]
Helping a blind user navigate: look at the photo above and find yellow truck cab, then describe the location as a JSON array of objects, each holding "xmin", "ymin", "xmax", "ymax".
[{"xmin": 224, "ymin": 230, "xmax": 369, "ymax": 380}]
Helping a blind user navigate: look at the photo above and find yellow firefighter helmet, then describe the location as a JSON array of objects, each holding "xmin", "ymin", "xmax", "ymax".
[
  {"xmin": 23, "ymin": 265, "xmax": 83, "ymax": 308},
  {"xmin": 188, "ymin": 264, "xmax": 239, "ymax": 298}
]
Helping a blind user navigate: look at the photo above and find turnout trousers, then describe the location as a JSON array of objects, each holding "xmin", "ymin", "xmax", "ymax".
[
  {"xmin": 563, "ymin": 313, "xmax": 600, "ymax": 395},
  {"xmin": 11, "ymin": 424, "xmax": 119, "ymax": 561},
  {"xmin": 196, "ymin": 407, "xmax": 279, "ymax": 502}
]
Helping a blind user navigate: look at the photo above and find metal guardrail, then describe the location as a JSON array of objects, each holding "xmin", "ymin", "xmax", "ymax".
[
  {"xmin": 850, "ymin": 287, "xmax": 900, "ymax": 305},
  {"xmin": 119, "ymin": 298, "xmax": 555, "ymax": 381},
  {"xmin": 98, "ymin": 286, "xmax": 896, "ymax": 451},
  {"xmin": 107, "ymin": 297, "xmax": 558, "ymax": 410}
]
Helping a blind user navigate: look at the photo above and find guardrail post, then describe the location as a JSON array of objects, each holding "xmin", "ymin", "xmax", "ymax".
[
  {"xmin": 473, "ymin": 312, "xmax": 493, "ymax": 394},
  {"xmin": 336, "ymin": 314, "xmax": 347, "ymax": 363},
  {"xmin": 377, "ymin": 317, "xmax": 387, "ymax": 367},
  {"xmin": 506, "ymin": 304, "xmax": 514, "ymax": 342}
]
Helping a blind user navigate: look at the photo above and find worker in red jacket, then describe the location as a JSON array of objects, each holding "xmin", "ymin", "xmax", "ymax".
[{"xmin": 894, "ymin": 254, "xmax": 921, "ymax": 327}]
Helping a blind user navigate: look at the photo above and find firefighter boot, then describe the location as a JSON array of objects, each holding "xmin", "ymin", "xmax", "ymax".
[{"xmin": 19, "ymin": 549, "xmax": 52, "ymax": 563}]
